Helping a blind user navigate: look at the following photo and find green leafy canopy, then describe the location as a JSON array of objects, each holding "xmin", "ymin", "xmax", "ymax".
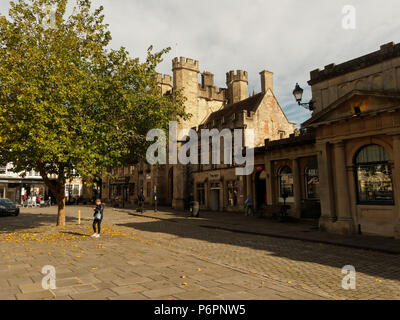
[{"xmin": 0, "ymin": 0, "xmax": 187, "ymax": 183}]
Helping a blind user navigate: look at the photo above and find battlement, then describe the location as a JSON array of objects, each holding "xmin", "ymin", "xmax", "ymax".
[
  {"xmin": 156, "ymin": 73, "xmax": 173, "ymax": 86},
  {"xmin": 172, "ymin": 57, "xmax": 199, "ymax": 72},
  {"xmin": 226, "ymin": 70, "xmax": 248, "ymax": 83},
  {"xmin": 198, "ymin": 84, "xmax": 227, "ymax": 102}
]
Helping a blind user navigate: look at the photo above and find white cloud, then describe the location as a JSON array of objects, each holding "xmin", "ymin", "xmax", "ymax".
[{"xmin": 1, "ymin": 0, "xmax": 399, "ymax": 124}]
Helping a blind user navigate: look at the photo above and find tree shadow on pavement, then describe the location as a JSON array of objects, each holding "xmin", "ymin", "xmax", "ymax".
[
  {"xmin": 116, "ymin": 219, "xmax": 400, "ymax": 283},
  {"xmin": 0, "ymin": 213, "xmax": 78, "ymax": 233}
]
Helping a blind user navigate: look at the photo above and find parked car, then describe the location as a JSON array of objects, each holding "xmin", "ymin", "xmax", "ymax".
[{"xmin": 0, "ymin": 199, "xmax": 20, "ymax": 216}]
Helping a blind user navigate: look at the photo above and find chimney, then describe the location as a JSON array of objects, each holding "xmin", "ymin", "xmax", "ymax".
[
  {"xmin": 201, "ymin": 71, "xmax": 214, "ymax": 88},
  {"xmin": 260, "ymin": 70, "xmax": 273, "ymax": 93}
]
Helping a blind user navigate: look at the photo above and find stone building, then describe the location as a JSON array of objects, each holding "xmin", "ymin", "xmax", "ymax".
[
  {"xmin": 261, "ymin": 42, "xmax": 400, "ymax": 238},
  {"xmin": 101, "ymin": 57, "xmax": 296, "ymax": 210}
]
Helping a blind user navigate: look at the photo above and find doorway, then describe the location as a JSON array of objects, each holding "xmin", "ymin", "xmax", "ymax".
[
  {"xmin": 255, "ymin": 170, "xmax": 267, "ymax": 209},
  {"xmin": 210, "ymin": 184, "xmax": 220, "ymax": 212}
]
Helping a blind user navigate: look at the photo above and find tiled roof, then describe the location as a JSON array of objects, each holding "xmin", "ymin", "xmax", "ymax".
[{"xmin": 204, "ymin": 92, "xmax": 265, "ymax": 123}]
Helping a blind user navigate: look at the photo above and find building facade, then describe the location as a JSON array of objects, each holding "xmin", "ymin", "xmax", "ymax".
[
  {"xmin": 102, "ymin": 57, "xmax": 296, "ymax": 210},
  {"xmin": 262, "ymin": 42, "xmax": 400, "ymax": 239},
  {"xmin": 102, "ymin": 42, "xmax": 400, "ymax": 239}
]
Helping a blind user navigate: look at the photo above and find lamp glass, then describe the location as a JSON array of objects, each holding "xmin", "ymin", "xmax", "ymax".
[{"xmin": 293, "ymin": 83, "xmax": 304, "ymax": 103}]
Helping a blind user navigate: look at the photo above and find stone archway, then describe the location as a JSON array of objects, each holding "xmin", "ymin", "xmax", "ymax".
[{"xmin": 255, "ymin": 170, "xmax": 267, "ymax": 209}]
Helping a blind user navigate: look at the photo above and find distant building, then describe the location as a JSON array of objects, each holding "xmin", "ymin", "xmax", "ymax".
[
  {"xmin": 0, "ymin": 163, "xmax": 83, "ymax": 204},
  {"xmin": 0, "ymin": 163, "xmax": 54, "ymax": 203}
]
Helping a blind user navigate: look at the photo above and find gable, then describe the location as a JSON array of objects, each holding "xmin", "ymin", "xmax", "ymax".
[{"xmin": 303, "ymin": 90, "xmax": 400, "ymax": 127}]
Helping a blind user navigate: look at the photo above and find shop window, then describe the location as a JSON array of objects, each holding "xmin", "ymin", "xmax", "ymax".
[
  {"xmin": 355, "ymin": 144, "xmax": 394, "ymax": 205},
  {"xmin": 305, "ymin": 160, "xmax": 319, "ymax": 199},
  {"xmin": 227, "ymin": 181, "xmax": 238, "ymax": 207},
  {"xmin": 278, "ymin": 166, "xmax": 294, "ymax": 201},
  {"xmin": 197, "ymin": 183, "xmax": 205, "ymax": 206}
]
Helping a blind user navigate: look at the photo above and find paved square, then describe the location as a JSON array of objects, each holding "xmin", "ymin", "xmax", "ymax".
[{"xmin": 0, "ymin": 205, "xmax": 399, "ymax": 300}]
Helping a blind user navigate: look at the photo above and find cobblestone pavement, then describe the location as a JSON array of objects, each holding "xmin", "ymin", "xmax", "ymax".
[{"xmin": 0, "ymin": 205, "xmax": 399, "ymax": 300}]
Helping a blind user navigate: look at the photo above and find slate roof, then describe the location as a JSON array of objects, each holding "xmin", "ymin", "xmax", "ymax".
[{"xmin": 204, "ymin": 92, "xmax": 265, "ymax": 124}]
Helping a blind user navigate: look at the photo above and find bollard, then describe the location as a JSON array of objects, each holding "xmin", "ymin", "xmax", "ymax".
[{"xmin": 78, "ymin": 210, "xmax": 81, "ymax": 225}]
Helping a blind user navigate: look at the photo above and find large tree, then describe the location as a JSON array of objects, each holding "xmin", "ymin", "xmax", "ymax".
[{"xmin": 0, "ymin": 0, "xmax": 187, "ymax": 226}]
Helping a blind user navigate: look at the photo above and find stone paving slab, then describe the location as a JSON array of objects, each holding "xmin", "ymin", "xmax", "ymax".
[
  {"xmin": 119, "ymin": 207, "xmax": 400, "ymax": 254},
  {"xmin": 0, "ymin": 206, "xmax": 399, "ymax": 300}
]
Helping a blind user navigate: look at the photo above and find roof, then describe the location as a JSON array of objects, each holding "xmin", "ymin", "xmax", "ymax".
[
  {"xmin": 204, "ymin": 92, "xmax": 266, "ymax": 123},
  {"xmin": 265, "ymin": 130, "xmax": 316, "ymax": 151},
  {"xmin": 302, "ymin": 90, "xmax": 400, "ymax": 127},
  {"xmin": 308, "ymin": 42, "xmax": 400, "ymax": 85}
]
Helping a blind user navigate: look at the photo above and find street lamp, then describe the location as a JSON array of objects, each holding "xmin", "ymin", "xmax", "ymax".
[{"xmin": 293, "ymin": 83, "xmax": 314, "ymax": 111}]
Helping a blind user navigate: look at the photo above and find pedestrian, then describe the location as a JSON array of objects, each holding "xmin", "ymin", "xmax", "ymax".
[
  {"xmin": 137, "ymin": 189, "xmax": 145, "ymax": 212},
  {"xmin": 91, "ymin": 198, "xmax": 104, "ymax": 238},
  {"xmin": 37, "ymin": 194, "xmax": 41, "ymax": 204},
  {"xmin": 245, "ymin": 194, "xmax": 254, "ymax": 216},
  {"xmin": 188, "ymin": 193, "xmax": 194, "ymax": 215}
]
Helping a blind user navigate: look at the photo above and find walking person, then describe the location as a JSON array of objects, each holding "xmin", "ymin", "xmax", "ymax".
[
  {"xmin": 137, "ymin": 189, "xmax": 145, "ymax": 213},
  {"xmin": 91, "ymin": 199, "xmax": 104, "ymax": 238},
  {"xmin": 245, "ymin": 194, "xmax": 254, "ymax": 216}
]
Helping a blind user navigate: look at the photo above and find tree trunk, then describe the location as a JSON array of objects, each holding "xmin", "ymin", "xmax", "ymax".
[
  {"xmin": 37, "ymin": 163, "xmax": 66, "ymax": 227},
  {"xmin": 56, "ymin": 195, "xmax": 66, "ymax": 227}
]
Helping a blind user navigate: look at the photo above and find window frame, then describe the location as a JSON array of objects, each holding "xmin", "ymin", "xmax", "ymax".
[
  {"xmin": 354, "ymin": 145, "xmax": 395, "ymax": 206},
  {"xmin": 278, "ymin": 166, "xmax": 294, "ymax": 203}
]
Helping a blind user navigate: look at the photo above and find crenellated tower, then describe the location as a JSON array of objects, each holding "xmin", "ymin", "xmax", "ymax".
[{"xmin": 226, "ymin": 70, "xmax": 248, "ymax": 104}]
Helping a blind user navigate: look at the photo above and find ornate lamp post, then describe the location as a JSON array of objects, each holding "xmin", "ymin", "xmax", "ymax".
[{"xmin": 293, "ymin": 83, "xmax": 314, "ymax": 111}]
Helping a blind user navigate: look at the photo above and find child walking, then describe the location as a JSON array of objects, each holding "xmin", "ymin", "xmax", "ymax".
[{"xmin": 91, "ymin": 199, "xmax": 104, "ymax": 238}]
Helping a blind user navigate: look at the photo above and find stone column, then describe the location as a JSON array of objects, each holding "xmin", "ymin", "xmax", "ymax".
[
  {"xmin": 316, "ymin": 142, "xmax": 335, "ymax": 229},
  {"xmin": 292, "ymin": 158, "xmax": 302, "ymax": 219},
  {"xmin": 265, "ymin": 158, "xmax": 274, "ymax": 206},
  {"xmin": 392, "ymin": 135, "xmax": 400, "ymax": 238},
  {"xmin": 172, "ymin": 164, "xmax": 186, "ymax": 210},
  {"xmin": 332, "ymin": 141, "xmax": 354, "ymax": 234},
  {"xmin": 246, "ymin": 174, "xmax": 253, "ymax": 198}
]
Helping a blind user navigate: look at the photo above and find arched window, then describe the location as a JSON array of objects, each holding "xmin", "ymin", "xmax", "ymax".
[
  {"xmin": 305, "ymin": 159, "xmax": 319, "ymax": 199},
  {"xmin": 279, "ymin": 166, "xmax": 293, "ymax": 200},
  {"xmin": 355, "ymin": 144, "xmax": 394, "ymax": 205}
]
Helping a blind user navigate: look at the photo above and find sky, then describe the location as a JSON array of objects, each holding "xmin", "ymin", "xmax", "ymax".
[{"xmin": 1, "ymin": 0, "xmax": 400, "ymax": 125}]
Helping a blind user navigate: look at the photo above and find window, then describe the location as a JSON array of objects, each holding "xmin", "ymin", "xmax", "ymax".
[
  {"xmin": 278, "ymin": 130, "xmax": 285, "ymax": 139},
  {"xmin": 355, "ymin": 145, "xmax": 394, "ymax": 205},
  {"xmin": 227, "ymin": 181, "xmax": 238, "ymax": 207},
  {"xmin": 197, "ymin": 183, "xmax": 205, "ymax": 206},
  {"xmin": 278, "ymin": 166, "xmax": 293, "ymax": 200},
  {"xmin": 305, "ymin": 160, "xmax": 319, "ymax": 199}
]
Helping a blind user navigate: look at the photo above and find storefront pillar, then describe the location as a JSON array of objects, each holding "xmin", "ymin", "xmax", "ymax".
[
  {"xmin": 332, "ymin": 141, "xmax": 354, "ymax": 234},
  {"xmin": 246, "ymin": 174, "xmax": 253, "ymax": 199},
  {"xmin": 265, "ymin": 158, "xmax": 274, "ymax": 206},
  {"xmin": 292, "ymin": 158, "xmax": 302, "ymax": 219},
  {"xmin": 317, "ymin": 142, "xmax": 336, "ymax": 231},
  {"xmin": 392, "ymin": 135, "xmax": 400, "ymax": 239}
]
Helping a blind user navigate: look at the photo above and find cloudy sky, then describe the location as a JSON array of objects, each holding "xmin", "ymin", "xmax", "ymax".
[{"xmin": 2, "ymin": 0, "xmax": 400, "ymax": 125}]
